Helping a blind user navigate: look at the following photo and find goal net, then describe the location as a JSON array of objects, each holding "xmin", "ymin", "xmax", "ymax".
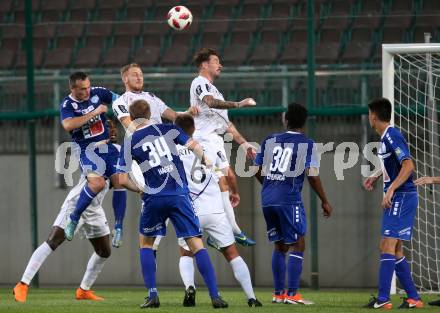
[{"xmin": 385, "ymin": 44, "xmax": 440, "ymax": 293}]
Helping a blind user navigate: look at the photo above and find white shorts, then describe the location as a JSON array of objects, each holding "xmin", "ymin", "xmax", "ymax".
[
  {"xmin": 178, "ymin": 212, "xmax": 235, "ymax": 251},
  {"xmin": 194, "ymin": 133, "xmax": 230, "ymax": 172},
  {"xmin": 53, "ymin": 202, "xmax": 110, "ymax": 240}
]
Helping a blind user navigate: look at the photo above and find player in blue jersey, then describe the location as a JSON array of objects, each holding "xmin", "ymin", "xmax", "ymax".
[
  {"xmin": 117, "ymin": 99, "xmax": 228, "ymax": 309},
  {"xmin": 363, "ymin": 98, "xmax": 423, "ymax": 309},
  {"xmin": 254, "ymin": 103, "xmax": 332, "ymax": 305},
  {"xmin": 60, "ymin": 72, "xmax": 127, "ymax": 246}
]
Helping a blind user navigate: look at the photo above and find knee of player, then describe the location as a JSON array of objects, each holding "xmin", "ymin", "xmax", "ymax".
[
  {"xmin": 46, "ymin": 227, "xmax": 65, "ymax": 250},
  {"xmin": 88, "ymin": 178, "xmax": 106, "ymax": 192},
  {"xmin": 180, "ymin": 247, "xmax": 194, "ymax": 257},
  {"xmin": 46, "ymin": 238, "xmax": 63, "ymax": 250},
  {"xmin": 95, "ymin": 246, "xmax": 111, "ymax": 258}
]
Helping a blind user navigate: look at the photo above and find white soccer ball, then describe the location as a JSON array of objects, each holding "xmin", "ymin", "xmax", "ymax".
[{"xmin": 167, "ymin": 6, "xmax": 193, "ymax": 31}]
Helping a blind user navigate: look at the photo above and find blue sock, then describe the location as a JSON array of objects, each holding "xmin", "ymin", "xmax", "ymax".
[
  {"xmin": 378, "ymin": 253, "xmax": 396, "ymax": 302},
  {"xmin": 287, "ymin": 252, "xmax": 303, "ymax": 296},
  {"xmin": 140, "ymin": 248, "xmax": 158, "ymax": 298},
  {"xmin": 194, "ymin": 249, "xmax": 219, "ymax": 298},
  {"xmin": 70, "ymin": 185, "xmax": 97, "ymax": 222},
  {"xmin": 272, "ymin": 250, "xmax": 286, "ymax": 295},
  {"xmin": 112, "ymin": 189, "xmax": 126, "ymax": 229},
  {"xmin": 395, "ymin": 256, "xmax": 420, "ymax": 300}
]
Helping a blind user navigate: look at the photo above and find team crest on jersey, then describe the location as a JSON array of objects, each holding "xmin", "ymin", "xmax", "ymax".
[
  {"xmin": 71, "ymin": 102, "xmax": 78, "ymax": 110},
  {"xmin": 395, "ymin": 147, "xmax": 402, "ymax": 157},
  {"xmin": 91, "ymin": 95, "xmax": 99, "ymax": 104}
]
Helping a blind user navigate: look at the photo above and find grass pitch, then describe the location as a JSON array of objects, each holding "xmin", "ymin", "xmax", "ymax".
[{"xmin": 2, "ymin": 287, "xmax": 440, "ymax": 312}]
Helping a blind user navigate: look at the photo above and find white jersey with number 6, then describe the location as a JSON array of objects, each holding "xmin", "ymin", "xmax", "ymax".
[
  {"xmin": 177, "ymin": 143, "xmax": 224, "ymax": 216},
  {"xmin": 190, "ymin": 75, "xmax": 230, "ymax": 137}
]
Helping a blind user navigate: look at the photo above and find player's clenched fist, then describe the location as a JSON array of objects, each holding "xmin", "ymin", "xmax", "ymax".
[
  {"xmin": 95, "ymin": 104, "xmax": 108, "ymax": 115},
  {"xmin": 238, "ymin": 98, "xmax": 256, "ymax": 108}
]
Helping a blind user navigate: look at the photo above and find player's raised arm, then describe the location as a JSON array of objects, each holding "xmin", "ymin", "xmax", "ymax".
[
  {"xmin": 202, "ymin": 95, "xmax": 256, "ymax": 109},
  {"xmin": 414, "ymin": 176, "xmax": 440, "ymax": 185},
  {"xmin": 62, "ymin": 104, "xmax": 108, "ymax": 132}
]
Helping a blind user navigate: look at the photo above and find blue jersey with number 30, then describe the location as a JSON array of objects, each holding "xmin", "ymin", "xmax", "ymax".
[
  {"xmin": 379, "ymin": 126, "xmax": 416, "ymax": 193},
  {"xmin": 255, "ymin": 131, "xmax": 318, "ymax": 206},
  {"xmin": 60, "ymin": 87, "xmax": 113, "ymax": 148},
  {"xmin": 119, "ymin": 123, "xmax": 190, "ymax": 197}
]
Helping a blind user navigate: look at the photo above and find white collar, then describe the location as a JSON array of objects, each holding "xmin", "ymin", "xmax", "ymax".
[{"xmin": 381, "ymin": 125, "xmax": 393, "ymax": 139}]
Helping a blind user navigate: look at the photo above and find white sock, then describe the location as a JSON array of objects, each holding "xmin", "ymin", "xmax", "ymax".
[
  {"xmin": 221, "ymin": 191, "xmax": 242, "ymax": 234},
  {"xmin": 21, "ymin": 242, "xmax": 53, "ymax": 285},
  {"xmin": 230, "ymin": 256, "xmax": 255, "ymax": 300},
  {"xmin": 80, "ymin": 252, "xmax": 107, "ymax": 290},
  {"xmin": 179, "ymin": 256, "xmax": 195, "ymax": 289}
]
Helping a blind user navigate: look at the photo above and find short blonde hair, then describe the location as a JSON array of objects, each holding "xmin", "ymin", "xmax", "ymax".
[{"xmin": 120, "ymin": 63, "xmax": 142, "ymax": 78}]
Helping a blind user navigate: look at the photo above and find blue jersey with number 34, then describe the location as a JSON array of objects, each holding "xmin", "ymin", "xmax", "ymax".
[
  {"xmin": 255, "ymin": 131, "xmax": 318, "ymax": 206},
  {"xmin": 119, "ymin": 123, "xmax": 190, "ymax": 197}
]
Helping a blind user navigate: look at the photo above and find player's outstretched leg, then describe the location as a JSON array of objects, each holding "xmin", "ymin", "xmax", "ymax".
[
  {"xmin": 186, "ymin": 237, "xmax": 228, "ymax": 308},
  {"xmin": 139, "ymin": 235, "xmax": 160, "ymax": 308},
  {"xmin": 178, "ymin": 247, "xmax": 196, "ymax": 307},
  {"xmin": 283, "ymin": 238, "xmax": 313, "ymax": 305},
  {"xmin": 222, "ymin": 244, "xmax": 262, "ymax": 307},
  {"xmin": 271, "ymin": 244, "xmax": 287, "ymax": 303},
  {"xmin": 66, "ymin": 178, "xmax": 105, "ymax": 241},
  {"xmin": 221, "ymin": 190, "xmax": 256, "ymax": 247},
  {"xmin": 111, "ymin": 189, "xmax": 126, "ymax": 248},
  {"xmin": 365, "ymin": 238, "xmax": 396, "ymax": 309},
  {"xmin": 395, "ymin": 240, "xmax": 423, "ymax": 309},
  {"xmin": 13, "ymin": 227, "xmax": 64, "ymax": 302},
  {"xmin": 76, "ymin": 236, "xmax": 110, "ymax": 301}
]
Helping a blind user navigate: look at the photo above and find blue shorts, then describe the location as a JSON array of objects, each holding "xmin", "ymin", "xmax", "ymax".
[
  {"xmin": 262, "ymin": 202, "xmax": 307, "ymax": 244},
  {"xmin": 382, "ymin": 192, "xmax": 418, "ymax": 241},
  {"xmin": 139, "ymin": 194, "xmax": 202, "ymax": 238},
  {"xmin": 78, "ymin": 142, "xmax": 119, "ymax": 178}
]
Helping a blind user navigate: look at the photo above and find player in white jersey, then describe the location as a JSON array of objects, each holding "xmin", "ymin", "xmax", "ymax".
[
  {"xmin": 13, "ymin": 129, "xmax": 121, "ymax": 303},
  {"xmin": 174, "ymin": 114, "xmax": 262, "ymax": 307},
  {"xmin": 189, "ymin": 47, "xmax": 257, "ymax": 246},
  {"xmin": 112, "ymin": 63, "xmax": 195, "ymax": 129},
  {"xmin": 113, "ymin": 63, "xmax": 198, "ymax": 251}
]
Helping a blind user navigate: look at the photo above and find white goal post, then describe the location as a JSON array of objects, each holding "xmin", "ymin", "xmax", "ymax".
[{"xmin": 383, "ymin": 43, "xmax": 440, "ymax": 294}]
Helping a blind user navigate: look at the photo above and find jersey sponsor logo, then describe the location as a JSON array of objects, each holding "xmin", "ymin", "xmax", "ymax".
[
  {"xmin": 196, "ymin": 85, "xmax": 203, "ymax": 96},
  {"xmin": 82, "ymin": 115, "xmax": 104, "ymax": 139},
  {"xmin": 118, "ymin": 104, "xmax": 128, "ymax": 114},
  {"xmin": 217, "ymin": 151, "xmax": 226, "ymax": 162},
  {"xmin": 398, "ymin": 227, "xmax": 411, "ymax": 236},
  {"xmin": 143, "ymin": 222, "xmax": 164, "ymax": 233},
  {"xmin": 91, "ymin": 95, "xmax": 99, "ymax": 104}
]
